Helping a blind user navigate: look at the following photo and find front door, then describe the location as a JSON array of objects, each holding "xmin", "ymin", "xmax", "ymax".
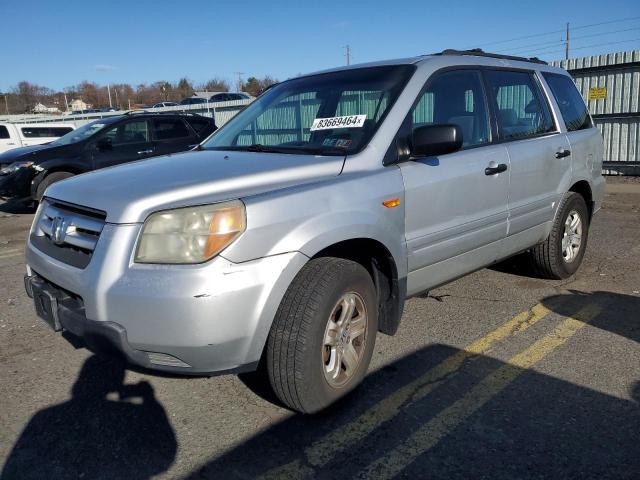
[
  {"xmin": 92, "ymin": 119, "xmax": 154, "ymax": 169},
  {"xmin": 150, "ymin": 117, "xmax": 199, "ymax": 156},
  {"xmin": 400, "ymin": 69, "xmax": 510, "ymax": 295}
]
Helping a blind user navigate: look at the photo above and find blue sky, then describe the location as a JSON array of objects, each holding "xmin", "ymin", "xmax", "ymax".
[{"xmin": 1, "ymin": 0, "xmax": 639, "ymax": 91}]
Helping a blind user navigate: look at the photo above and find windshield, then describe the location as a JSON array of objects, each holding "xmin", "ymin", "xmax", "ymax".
[
  {"xmin": 50, "ymin": 119, "xmax": 117, "ymax": 146},
  {"xmin": 203, "ymin": 65, "xmax": 415, "ymax": 156}
]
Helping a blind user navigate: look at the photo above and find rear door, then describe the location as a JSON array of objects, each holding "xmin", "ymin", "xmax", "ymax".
[
  {"xmin": 399, "ymin": 69, "xmax": 511, "ymax": 294},
  {"xmin": 91, "ymin": 119, "xmax": 154, "ymax": 169},
  {"xmin": 0, "ymin": 125, "xmax": 18, "ymax": 153},
  {"xmin": 150, "ymin": 117, "xmax": 199, "ymax": 156},
  {"xmin": 483, "ymin": 69, "xmax": 571, "ymax": 250}
]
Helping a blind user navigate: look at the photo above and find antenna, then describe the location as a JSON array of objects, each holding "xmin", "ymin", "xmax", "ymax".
[{"xmin": 565, "ymin": 22, "xmax": 570, "ymax": 60}]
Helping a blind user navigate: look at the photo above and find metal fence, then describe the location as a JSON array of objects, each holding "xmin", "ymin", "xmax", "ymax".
[
  {"xmin": 0, "ymin": 98, "xmax": 253, "ymax": 129},
  {"xmin": 553, "ymin": 50, "xmax": 640, "ymax": 175}
]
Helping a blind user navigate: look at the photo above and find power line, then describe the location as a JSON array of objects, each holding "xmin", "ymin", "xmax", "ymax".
[
  {"xmin": 511, "ymin": 37, "xmax": 640, "ymax": 59},
  {"xmin": 469, "ymin": 15, "xmax": 640, "ymax": 49},
  {"xmin": 502, "ymin": 25, "xmax": 640, "ymax": 55}
]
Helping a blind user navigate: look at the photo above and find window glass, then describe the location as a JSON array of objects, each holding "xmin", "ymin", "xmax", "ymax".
[
  {"xmin": 411, "ymin": 70, "xmax": 490, "ymax": 148},
  {"xmin": 543, "ymin": 73, "xmax": 593, "ymax": 131},
  {"xmin": 103, "ymin": 120, "xmax": 149, "ymax": 145},
  {"xmin": 0, "ymin": 126, "xmax": 10, "ymax": 139},
  {"xmin": 186, "ymin": 117, "xmax": 211, "ymax": 133},
  {"xmin": 204, "ymin": 65, "xmax": 415, "ymax": 156},
  {"xmin": 485, "ymin": 70, "xmax": 554, "ymax": 140},
  {"xmin": 152, "ymin": 119, "xmax": 190, "ymax": 140},
  {"xmin": 20, "ymin": 127, "xmax": 73, "ymax": 138}
]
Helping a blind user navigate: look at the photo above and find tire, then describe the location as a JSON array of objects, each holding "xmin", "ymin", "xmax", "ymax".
[
  {"xmin": 266, "ymin": 257, "xmax": 378, "ymax": 413},
  {"xmin": 35, "ymin": 171, "xmax": 74, "ymax": 201},
  {"xmin": 530, "ymin": 192, "xmax": 590, "ymax": 279}
]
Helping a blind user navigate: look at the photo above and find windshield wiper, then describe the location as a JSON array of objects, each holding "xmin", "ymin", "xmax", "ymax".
[{"xmin": 244, "ymin": 144, "xmax": 285, "ymax": 153}]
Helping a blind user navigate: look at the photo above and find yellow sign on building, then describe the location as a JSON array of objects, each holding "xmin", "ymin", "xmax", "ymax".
[{"xmin": 588, "ymin": 87, "xmax": 607, "ymax": 100}]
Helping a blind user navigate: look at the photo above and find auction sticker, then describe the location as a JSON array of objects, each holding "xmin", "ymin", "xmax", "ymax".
[{"xmin": 310, "ymin": 114, "xmax": 366, "ymax": 131}]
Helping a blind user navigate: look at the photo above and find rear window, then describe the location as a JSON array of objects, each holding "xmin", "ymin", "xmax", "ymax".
[
  {"xmin": 0, "ymin": 126, "xmax": 9, "ymax": 139},
  {"xmin": 21, "ymin": 126, "xmax": 73, "ymax": 138},
  {"xmin": 542, "ymin": 73, "xmax": 593, "ymax": 131}
]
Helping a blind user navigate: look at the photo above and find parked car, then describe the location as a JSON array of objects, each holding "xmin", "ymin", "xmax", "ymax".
[
  {"xmin": 23, "ymin": 49, "xmax": 604, "ymax": 413},
  {"xmin": 0, "ymin": 123, "xmax": 75, "ymax": 154},
  {"xmin": 0, "ymin": 112, "xmax": 216, "ymax": 202},
  {"xmin": 179, "ymin": 97, "xmax": 209, "ymax": 105},
  {"xmin": 152, "ymin": 102, "xmax": 179, "ymax": 108},
  {"xmin": 208, "ymin": 92, "xmax": 251, "ymax": 102}
]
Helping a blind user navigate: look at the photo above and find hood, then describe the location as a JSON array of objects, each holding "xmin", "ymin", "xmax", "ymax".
[
  {"xmin": 46, "ymin": 149, "xmax": 345, "ymax": 223},
  {"xmin": 0, "ymin": 143, "xmax": 71, "ymax": 166}
]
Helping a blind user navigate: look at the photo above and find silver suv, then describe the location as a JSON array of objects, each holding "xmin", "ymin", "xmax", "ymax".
[{"xmin": 24, "ymin": 49, "xmax": 604, "ymax": 413}]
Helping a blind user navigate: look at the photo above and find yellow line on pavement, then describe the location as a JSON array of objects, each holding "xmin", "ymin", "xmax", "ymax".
[
  {"xmin": 259, "ymin": 303, "xmax": 552, "ymax": 479},
  {"xmin": 359, "ymin": 303, "xmax": 602, "ymax": 480}
]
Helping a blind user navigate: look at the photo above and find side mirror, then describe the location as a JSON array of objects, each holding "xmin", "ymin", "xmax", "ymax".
[
  {"xmin": 411, "ymin": 124, "xmax": 463, "ymax": 157},
  {"xmin": 96, "ymin": 137, "xmax": 112, "ymax": 151}
]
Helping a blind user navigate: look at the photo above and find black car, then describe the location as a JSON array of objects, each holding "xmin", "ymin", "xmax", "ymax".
[
  {"xmin": 179, "ymin": 97, "xmax": 209, "ymax": 105},
  {"xmin": 0, "ymin": 112, "xmax": 216, "ymax": 203}
]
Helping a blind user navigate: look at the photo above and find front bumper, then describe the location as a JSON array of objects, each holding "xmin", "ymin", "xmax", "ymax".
[
  {"xmin": 0, "ymin": 168, "xmax": 35, "ymax": 199},
  {"xmin": 25, "ymin": 222, "xmax": 308, "ymax": 375}
]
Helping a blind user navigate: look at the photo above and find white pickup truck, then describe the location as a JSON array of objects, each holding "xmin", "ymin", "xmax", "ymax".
[{"xmin": 0, "ymin": 123, "xmax": 75, "ymax": 153}]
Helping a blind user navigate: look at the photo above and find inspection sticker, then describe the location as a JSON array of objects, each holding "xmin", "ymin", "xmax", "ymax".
[{"xmin": 310, "ymin": 114, "xmax": 367, "ymax": 131}]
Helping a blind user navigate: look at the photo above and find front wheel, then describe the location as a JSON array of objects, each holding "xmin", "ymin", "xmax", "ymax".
[
  {"xmin": 530, "ymin": 192, "xmax": 590, "ymax": 279},
  {"xmin": 35, "ymin": 171, "xmax": 74, "ymax": 201},
  {"xmin": 266, "ymin": 257, "xmax": 378, "ymax": 413}
]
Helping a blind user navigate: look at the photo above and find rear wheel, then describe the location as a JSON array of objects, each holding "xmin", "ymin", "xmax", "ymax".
[
  {"xmin": 266, "ymin": 257, "xmax": 378, "ymax": 413},
  {"xmin": 35, "ymin": 171, "xmax": 74, "ymax": 201},
  {"xmin": 530, "ymin": 192, "xmax": 589, "ymax": 279}
]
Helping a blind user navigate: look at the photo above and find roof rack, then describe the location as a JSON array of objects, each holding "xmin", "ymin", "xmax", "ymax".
[
  {"xmin": 123, "ymin": 110, "xmax": 205, "ymax": 117},
  {"xmin": 432, "ymin": 48, "xmax": 547, "ymax": 65}
]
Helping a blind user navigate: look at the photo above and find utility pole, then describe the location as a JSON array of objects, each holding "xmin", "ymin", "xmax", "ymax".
[
  {"xmin": 63, "ymin": 92, "xmax": 69, "ymax": 112},
  {"xmin": 107, "ymin": 84, "xmax": 113, "ymax": 108},
  {"xmin": 234, "ymin": 72, "xmax": 244, "ymax": 93},
  {"xmin": 2, "ymin": 94, "xmax": 9, "ymax": 115},
  {"xmin": 114, "ymin": 88, "xmax": 119, "ymax": 110},
  {"xmin": 344, "ymin": 45, "xmax": 351, "ymax": 66},
  {"xmin": 565, "ymin": 22, "xmax": 570, "ymax": 60}
]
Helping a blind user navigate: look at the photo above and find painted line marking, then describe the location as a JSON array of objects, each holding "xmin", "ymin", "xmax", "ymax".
[
  {"xmin": 358, "ymin": 303, "xmax": 602, "ymax": 479},
  {"xmin": 259, "ymin": 303, "xmax": 552, "ymax": 479}
]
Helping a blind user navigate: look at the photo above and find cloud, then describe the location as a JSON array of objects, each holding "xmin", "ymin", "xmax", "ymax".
[{"xmin": 94, "ymin": 64, "xmax": 117, "ymax": 71}]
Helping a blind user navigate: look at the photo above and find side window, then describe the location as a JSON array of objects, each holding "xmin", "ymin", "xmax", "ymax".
[
  {"xmin": 0, "ymin": 126, "xmax": 10, "ymax": 139},
  {"xmin": 152, "ymin": 118, "xmax": 191, "ymax": 140},
  {"xmin": 411, "ymin": 70, "xmax": 490, "ymax": 148},
  {"xmin": 20, "ymin": 127, "xmax": 72, "ymax": 138},
  {"xmin": 485, "ymin": 70, "xmax": 555, "ymax": 140},
  {"xmin": 106, "ymin": 120, "xmax": 149, "ymax": 145},
  {"xmin": 186, "ymin": 117, "xmax": 211, "ymax": 134},
  {"xmin": 543, "ymin": 73, "xmax": 593, "ymax": 131}
]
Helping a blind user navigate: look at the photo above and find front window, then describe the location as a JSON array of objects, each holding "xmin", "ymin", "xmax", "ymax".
[
  {"xmin": 203, "ymin": 65, "xmax": 415, "ymax": 156},
  {"xmin": 50, "ymin": 119, "xmax": 117, "ymax": 146}
]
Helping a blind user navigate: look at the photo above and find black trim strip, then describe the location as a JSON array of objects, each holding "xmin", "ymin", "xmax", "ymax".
[
  {"xmin": 564, "ymin": 61, "xmax": 640, "ymax": 75},
  {"xmin": 592, "ymin": 112, "xmax": 640, "ymax": 120}
]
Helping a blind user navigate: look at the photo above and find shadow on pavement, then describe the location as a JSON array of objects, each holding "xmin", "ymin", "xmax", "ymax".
[
  {"xmin": 1, "ymin": 356, "xmax": 177, "ymax": 480},
  {"xmin": 0, "ymin": 198, "xmax": 35, "ymax": 214},
  {"xmin": 188, "ymin": 290, "xmax": 640, "ymax": 479}
]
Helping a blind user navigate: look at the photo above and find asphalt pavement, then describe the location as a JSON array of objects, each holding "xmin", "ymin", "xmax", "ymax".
[{"xmin": 0, "ymin": 178, "xmax": 638, "ymax": 479}]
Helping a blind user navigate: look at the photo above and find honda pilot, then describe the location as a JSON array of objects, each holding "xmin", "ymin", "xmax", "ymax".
[{"xmin": 24, "ymin": 49, "xmax": 604, "ymax": 413}]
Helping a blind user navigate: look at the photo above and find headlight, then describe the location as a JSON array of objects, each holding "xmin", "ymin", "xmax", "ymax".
[
  {"xmin": 134, "ymin": 200, "xmax": 246, "ymax": 264},
  {"xmin": 0, "ymin": 161, "xmax": 34, "ymax": 175}
]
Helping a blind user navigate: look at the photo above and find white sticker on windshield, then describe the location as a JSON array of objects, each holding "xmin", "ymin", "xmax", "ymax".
[{"xmin": 310, "ymin": 114, "xmax": 367, "ymax": 131}]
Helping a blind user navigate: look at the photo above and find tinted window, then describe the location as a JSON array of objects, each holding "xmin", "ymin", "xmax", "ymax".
[
  {"xmin": 543, "ymin": 73, "xmax": 593, "ymax": 131},
  {"xmin": 411, "ymin": 70, "xmax": 490, "ymax": 148},
  {"xmin": 186, "ymin": 117, "xmax": 211, "ymax": 133},
  {"xmin": 0, "ymin": 126, "xmax": 9, "ymax": 139},
  {"xmin": 103, "ymin": 120, "xmax": 149, "ymax": 145},
  {"xmin": 21, "ymin": 127, "xmax": 73, "ymax": 138},
  {"xmin": 485, "ymin": 70, "xmax": 555, "ymax": 140},
  {"xmin": 153, "ymin": 118, "xmax": 190, "ymax": 140}
]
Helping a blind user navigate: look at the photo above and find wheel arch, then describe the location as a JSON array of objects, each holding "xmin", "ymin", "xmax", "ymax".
[{"xmin": 569, "ymin": 180, "xmax": 594, "ymax": 219}]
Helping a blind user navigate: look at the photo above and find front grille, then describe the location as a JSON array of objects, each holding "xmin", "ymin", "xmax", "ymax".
[{"xmin": 31, "ymin": 199, "xmax": 107, "ymax": 268}]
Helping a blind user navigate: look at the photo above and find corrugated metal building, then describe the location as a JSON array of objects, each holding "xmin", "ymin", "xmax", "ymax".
[{"xmin": 552, "ymin": 50, "xmax": 640, "ymax": 175}]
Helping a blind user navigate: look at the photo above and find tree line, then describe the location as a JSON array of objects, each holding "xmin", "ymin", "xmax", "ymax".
[{"xmin": 0, "ymin": 75, "xmax": 278, "ymax": 114}]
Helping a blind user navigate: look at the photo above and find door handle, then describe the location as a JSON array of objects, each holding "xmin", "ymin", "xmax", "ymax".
[
  {"xmin": 555, "ymin": 148, "xmax": 571, "ymax": 159},
  {"xmin": 137, "ymin": 149, "xmax": 154, "ymax": 155},
  {"xmin": 485, "ymin": 163, "xmax": 508, "ymax": 175}
]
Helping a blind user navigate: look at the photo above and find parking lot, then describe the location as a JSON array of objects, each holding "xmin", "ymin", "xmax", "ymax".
[{"xmin": 0, "ymin": 178, "xmax": 638, "ymax": 479}]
